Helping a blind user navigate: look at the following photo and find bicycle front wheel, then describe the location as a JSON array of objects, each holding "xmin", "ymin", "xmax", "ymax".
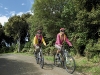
[
  {"xmin": 64, "ymin": 55, "xmax": 75, "ymax": 74},
  {"xmin": 54, "ymin": 54, "xmax": 61, "ymax": 67},
  {"xmin": 35, "ymin": 54, "xmax": 39, "ymax": 64},
  {"xmin": 40, "ymin": 54, "xmax": 44, "ymax": 69}
]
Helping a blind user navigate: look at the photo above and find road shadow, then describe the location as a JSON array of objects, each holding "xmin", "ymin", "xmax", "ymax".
[
  {"xmin": 43, "ymin": 62, "xmax": 65, "ymax": 70},
  {"xmin": 0, "ymin": 58, "xmax": 42, "ymax": 75},
  {"xmin": 43, "ymin": 62, "xmax": 54, "ymax": 70}
]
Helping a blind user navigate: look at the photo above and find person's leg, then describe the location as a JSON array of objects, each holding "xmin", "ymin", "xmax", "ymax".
[
  {"xmin": 55, "ymin": 44, "xmax": 61, "ymax": 53},
  {"xmin": 57, "ymin": 49, "xmax": 61, "ymax": 54},
  {"xmin": 55, "ymin": 44, "xmax": 62, "ymax": 59},
  {"xmin": 35, "ymin": 45, "xmax": 40, "ymax": 57}
]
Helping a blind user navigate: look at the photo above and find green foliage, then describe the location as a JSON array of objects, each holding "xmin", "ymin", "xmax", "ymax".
[
  {"xmin": 85, "ymin": 39, "xmax": 100, "ymax": 62},
  {"xmin": 44, "ymin": 56, "xmax": 53, "ymax": 61},
  {"xmin": 7, "ymin": 45, "xmax": 15, "ymax": 53},
  {"xmin": 3, "ymin": 14, "xmax": 31, "ymax": 52},
  {"xmin": 0, "ymin": 46, "xmax": 15, "ymax": 53},
  {"xmin": 89, "ymin": 66, "xmax": 100, "ymax": 75},
  {"xmin": 0, "ymin": 0, "xmax": 100, "ymax": 60},
  {"xmin": 21, "ymin": 42, "xmax": 31, "ymax": 53},
  {"xmin": 24, "ymin": 42, "xmax": 31, "ymax": 48},
  {"xmin": 4, "ymin": 15, "xmax": 28, "ymax": 40},
  {"xmin": 85, "ymin": 39, "xmax": 100, "ymax": 52},
  {"xmin": 76, "ymin": 33, "xmax": 87, "ymax": 46},
  {"xmin": 28, "ymin": 0, "xmax": 100, "ymax": 57},
  {"xmin": 76, "ymin": 57, "xmax": 100, "ymax": 75},
  {"xmin": 91, "ymin": 55, "xmax": 100, "ymax": 63},
  {"xmin": 85, "ymin": 39, "xmax": 94, "ymax": 51},
  {"xmin": 31, "ymin": 0, "xmax": 74, "ymax": 38}
]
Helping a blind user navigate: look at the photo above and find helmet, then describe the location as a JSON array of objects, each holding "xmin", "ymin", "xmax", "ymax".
[
  {"xmin": 37, "ymin": 30, "xmax": 42, "ymax": 34},
  {"xmin": 60, "ymin": 28, "xmax": 65, "ymax": 32}
]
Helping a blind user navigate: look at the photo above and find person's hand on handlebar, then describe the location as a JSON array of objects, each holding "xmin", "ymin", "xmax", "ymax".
[
  {"xmin": 69, "ymin": 46, "xmax": 73, "ymax": 48},
  {"xmin": 44, "ymin": 43, "xmax": 46, "ymax": 46}
]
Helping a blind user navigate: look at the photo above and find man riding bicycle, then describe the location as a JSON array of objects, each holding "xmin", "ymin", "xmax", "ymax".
[
  {"xmin": 55, "ymin": 28, "xmax": 72, "ymax": 59},
  {"xmin": 33, "ymin": 29, "xmax": 46, "ymax": 56}
]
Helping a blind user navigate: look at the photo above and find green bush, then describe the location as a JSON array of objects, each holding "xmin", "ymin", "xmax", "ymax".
[
  {"xmin": 85, "ymin": 39, "xmax": 100, "ymax": 61},
  {"xmin": 89, "ymin": 66, "xmax": 100, "ymax": 75},
  {"xmin": 91, "ymin": 55, "xmax": 100, "ymax": 63},
  {"xmin": 8, "ymin": 46, "xmax": 15, "ymax": 52},
  {"xmin": 0, "ymin": 47, "xmax": 8, "ymax": 53},
  {"xmin": 0, "ymin": 46, "xmax": 14, "ymax": 53},
  {"xmin": 21, "ymin": 42, "xmax": 31, "ymax": 53}
]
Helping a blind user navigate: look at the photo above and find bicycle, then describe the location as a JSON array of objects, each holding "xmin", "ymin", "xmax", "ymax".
[
  {"xmin": 35, "ymin": 47, "xmax": 44, "ymax": 69},
  {"xmin": 54, "ymin": 46, "xmax": 76, "ymax": 74}
]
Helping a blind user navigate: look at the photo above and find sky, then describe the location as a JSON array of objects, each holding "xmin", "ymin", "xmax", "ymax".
[{"xmin": 0, "ymin": 0, "xmax": 34, "ymax": 25}]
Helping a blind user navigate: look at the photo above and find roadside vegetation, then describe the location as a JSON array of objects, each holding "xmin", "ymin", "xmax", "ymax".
[
  {"xmin": 44, "ymin": 55, "xmax": 100, "ymax": 75},
  {"xmin": 0, "ymin": 0, "xmax": 100, "ymax": 75}
]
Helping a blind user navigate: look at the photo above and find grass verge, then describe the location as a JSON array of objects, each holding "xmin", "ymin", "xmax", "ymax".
[
  {"xmin": 75, "ymin": 57, "xmax": 100, "ymax": 75},
  {"xmin": 44, "ymin": 55, "xmax": 54, "ymax": 61},
  {"xmin": 44, "ymin": 55, "xmax": 100, "ymax": 75}
]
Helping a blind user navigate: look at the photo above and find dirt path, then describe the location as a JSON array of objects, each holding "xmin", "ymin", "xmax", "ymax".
[{"xmin": 0, "ymin": 53, "xmax": 81, "ymax": 75}]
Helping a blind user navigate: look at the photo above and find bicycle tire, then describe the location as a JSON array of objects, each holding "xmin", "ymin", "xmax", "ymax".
[
  {"xmin": 40, "ymin": 57, "xmax": 44, "ymax": 69},
  {"xmin": 64, "ymin": 55, "xmax": 75, "ymax": 74},
  {"xmin": 36, "ymin": 54, "xmax": 39, "ymax": 64},
  {"xmin": 53, "ymin": 54, "xmax": 56, "ymax": 65},
  {"xmin": 40, "ymin": 52, "xmax": 44, "ymax": 69},
  {"xmin": 54, "ymin": 54, "xmax": 61, "ymax": 67}
]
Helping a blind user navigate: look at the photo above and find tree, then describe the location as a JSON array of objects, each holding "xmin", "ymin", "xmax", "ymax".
[
  {"xmin": 0, "ymin": 23, "xmax": 4, "ymax": 48},
  {"xmin": 29, "ymin": 0, "xmax": 100, "ymax": 56},
  {"xmin": 32, "ymin": 0, "xmax": 72, "ymax": 38},
  {"xmin": 71, "ymin": 0, "xmax": 100, "ymax": 56},
  {"xmin": 4, "ymin": 15, "xmax": 29, "ymax": 52}
]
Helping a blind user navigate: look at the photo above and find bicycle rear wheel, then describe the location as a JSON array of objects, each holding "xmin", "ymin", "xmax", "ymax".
[
  {"xmin": 54, "ymin": 54, "xmax": 56, "ymax": 65},
  {"xmin": 64, "ymin": 55, "xmax": 75, "ymax": 74}
]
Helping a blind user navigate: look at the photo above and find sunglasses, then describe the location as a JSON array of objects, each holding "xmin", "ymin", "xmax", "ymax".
[
  {"xmin": 37, "ymin": 32, "xmax": 42, "ymax": 34},
  {"xmin": 60, "ymin": 30, "xmax": 65, "ymax": 32}
]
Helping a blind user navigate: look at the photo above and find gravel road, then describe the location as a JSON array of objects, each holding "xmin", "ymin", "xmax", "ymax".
[{"xmin": 0, "ymin": 53, "xmax": 82, "ymax": 75}]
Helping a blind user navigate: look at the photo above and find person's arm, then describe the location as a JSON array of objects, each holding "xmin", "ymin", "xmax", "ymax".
[
  {"xmin": 56, "ymin": 33, "xmax": 61, "ymax": 46},
  {"xmin": 42, "ymin": 37, "xmax": 46, "ymax": 46},
  {"xmin": 65, "ymin": 36, "xmax": 72, "ymax": 46},
  {"xmin": 33, "ymin": 36, "xmax": 37, "ymax": 46}
]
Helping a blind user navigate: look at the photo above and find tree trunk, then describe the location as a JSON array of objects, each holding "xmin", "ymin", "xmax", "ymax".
[{"xmin": 17, "ymin": 37, "xmax": 20, "ymax": 52}]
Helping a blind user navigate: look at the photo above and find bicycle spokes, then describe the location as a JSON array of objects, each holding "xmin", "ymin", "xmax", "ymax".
[
  {"xmin": 54, "ymin": 47, "xmax": 76, "ymax": 74},
  {"xmin": 35, "ymin": 48, "xmax": 44, "ymax": 69},
  {"xmin": 64, "ymin": 56, "xmax": 75, "ymax": 74}
]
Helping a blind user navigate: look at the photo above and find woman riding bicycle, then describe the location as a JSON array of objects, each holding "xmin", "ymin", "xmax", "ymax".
[
  {"xmin": 55, "ymin": 28, "xmax": 72, "ymax": 58},
  {"xmin": 33, "ymin": 29, "xmax": 46, "ymax": 56}
]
